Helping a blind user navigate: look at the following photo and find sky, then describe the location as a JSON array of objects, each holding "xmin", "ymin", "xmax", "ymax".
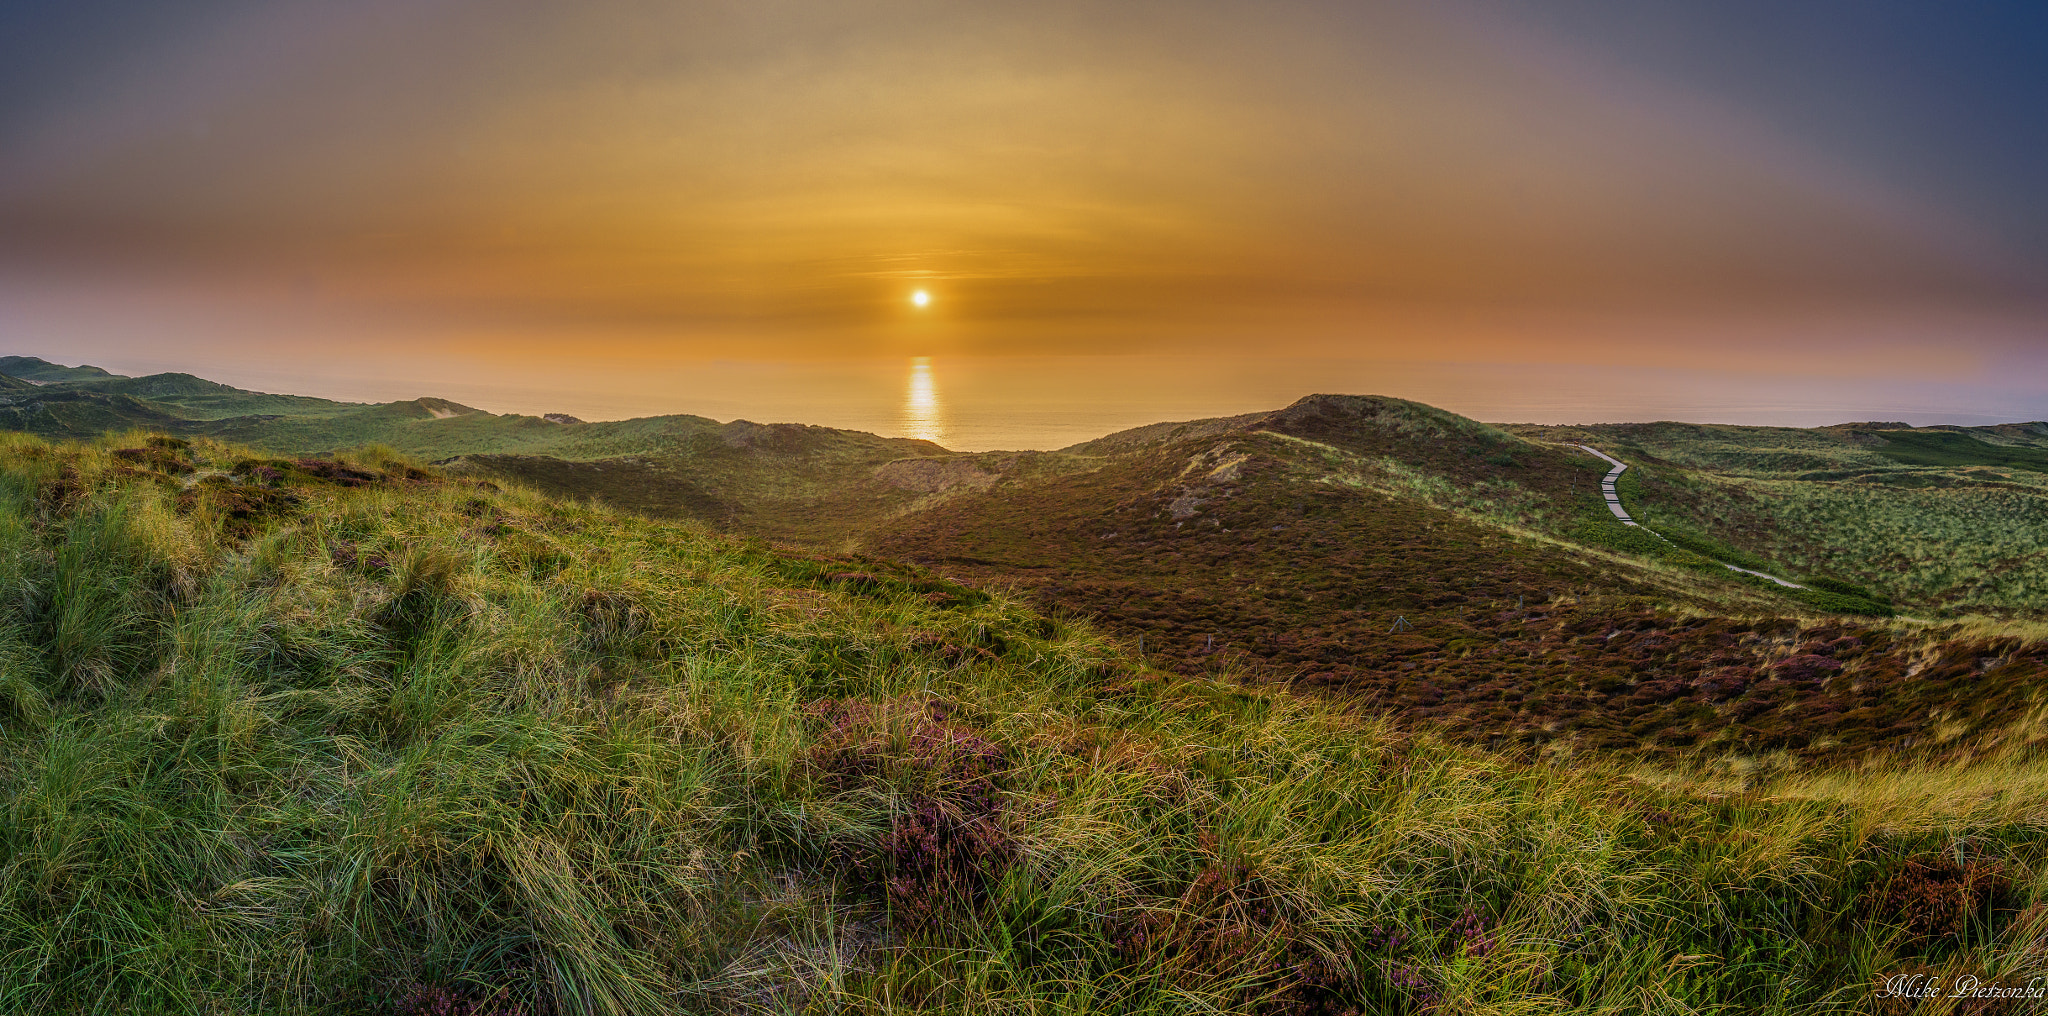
[{"xmin": 1, "ymin": 0, "xmax": 2044, "ymax": 447}]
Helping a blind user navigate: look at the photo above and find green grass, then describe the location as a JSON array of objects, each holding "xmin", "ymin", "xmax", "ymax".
[
  {"xmin": 1703, "ymin": 476, "xmax": 2048, "ymax": 614},
  {"xmin": 11, "ymin": 362, "xmax": 2044, "ymax": 622},
  {"xmin": 8, "ymin": 434, "xmax": 2042, "ymax": 1012},
  {"xmin": 1867, "ymin": 431, "xmax": 2048, "ymax": 472},
  {"xmin": 1505, "ymin": 423, "xmax": 2048, "ymax": 616},
  {"xmin": 0, "ymin": 357, "xmax": 119, "ymax": 384}
]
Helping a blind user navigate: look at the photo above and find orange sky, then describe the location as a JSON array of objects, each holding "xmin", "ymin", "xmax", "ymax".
[{"xmin": 1, "ymin": 0, "xmax": 2043, "ymax": 436}]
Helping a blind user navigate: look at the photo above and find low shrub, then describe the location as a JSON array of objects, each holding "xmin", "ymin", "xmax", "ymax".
[{"xmin": 1863, "ymin": 854, "xmax": 2017, "ymax": 950}]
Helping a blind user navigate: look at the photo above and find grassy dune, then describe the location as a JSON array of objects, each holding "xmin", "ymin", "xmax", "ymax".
[
  {"xmin": 1509, "ymin": 422, "xmax": 2048, "ymax": 615},
  {"xmin": 868, "ymin": 426, "xmax": 2048, "ymax": 760},
  {"xmin": 1, "ymin": 434, "xmax": 2047, "ymax": 1014},
  {"xmin": 9, "ymin": 359, "xmax": 2044, "ymax": 620}
]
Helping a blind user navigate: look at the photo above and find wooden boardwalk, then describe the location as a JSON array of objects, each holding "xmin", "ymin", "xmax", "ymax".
[
  {"xmin": 1575, "ymin": 444, "xmax": 1637, "ymax": 526},
  {"xmin": 1573, "ymin": 444, "xmax": 1804, "ymax": 589}
]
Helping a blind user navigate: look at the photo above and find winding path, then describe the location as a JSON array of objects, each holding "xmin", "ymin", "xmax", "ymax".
[
  {"xmin": 1576, "ymin": 445, "xmax": 1639, "ymax": 526},
  {"xmin": 1574, "ymin": 444, "xmax": 1804, "ymax": 589}
]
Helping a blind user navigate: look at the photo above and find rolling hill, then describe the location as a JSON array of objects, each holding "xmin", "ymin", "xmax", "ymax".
[
  {"xmin": 5, "ymin": 357, "xmax": 2046, "ymax": 761},
  {"xmin": 0, "ymin": 355, "xmax": 119, "ymax": 383},
  {"xmin": 0, "ymin": 383, "xmax": 192, "ymax": 437},
  {"xmin": 430, "ymin": 390, "xmax": 2048, "ymax": 758},
  {"xmin": 2, "ymin": 428, "xmax": 2047, "ymax": 1013},
  {"xmin": 4, "ymin": 364, "xmax": 2048, "ymax": 1010},
  {"xmin": 859, "ymin": 396, "xmax": 2047, "ymax": 757}
]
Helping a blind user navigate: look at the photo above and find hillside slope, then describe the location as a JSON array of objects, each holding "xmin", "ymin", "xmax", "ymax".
[
  {"xmin": 869, "ymin": 401, "xmax": 2048, "ymax": 757},
  {"xmin": 1510, "ymin": 420, "xmax": 2048, "ymax": 612},
  {"xmin": 0, "ymin": 355, "xmax": 118, "ymax": 383},
  {"xmin": 0, "ymin": 357, "xmax": 357, "ymax": 420},
  {"xmin": 82, "ymin": 372, "xmax": 367, "ymax": 419},
  {"xmin": 4, "ymin": 432, "xmax": 2048, "ymax": 1014},
  {"xmin": 0, "ymin": 385, "xmax": 192, "ymax": 437},
  {"xmin": 4, "ymin": 357, "xmax": 2038, "ymax": 615}
]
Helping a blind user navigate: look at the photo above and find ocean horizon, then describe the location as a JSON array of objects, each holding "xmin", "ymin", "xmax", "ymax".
[{"xmin": 14, "ymin": 349, "xmax": 2044, "ymax": 452}]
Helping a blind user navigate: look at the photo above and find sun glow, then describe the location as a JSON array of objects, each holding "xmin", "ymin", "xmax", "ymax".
[
  {"xmin": 911, "ymin": 290, "xmax": 930, "ymax": 308},
  {"xmin": 901, "ymin": 356, "xmax": 947, "ymax": 445}
]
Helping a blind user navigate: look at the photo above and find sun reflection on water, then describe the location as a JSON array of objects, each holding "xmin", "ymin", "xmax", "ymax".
[{"xmin": 902, "ymin": 356, "xmax": 948, "ymax": 446}]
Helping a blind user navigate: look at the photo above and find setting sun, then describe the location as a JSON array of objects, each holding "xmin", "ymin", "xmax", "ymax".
[{"xmin": 911, "ymin": 290, "xmax": 930, "ymax": 308}]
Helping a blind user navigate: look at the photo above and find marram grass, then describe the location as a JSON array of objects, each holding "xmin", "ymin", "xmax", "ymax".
[{"xmin": 0, "ymin": 434, "xmax": 2043, "ymax": 1015}]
